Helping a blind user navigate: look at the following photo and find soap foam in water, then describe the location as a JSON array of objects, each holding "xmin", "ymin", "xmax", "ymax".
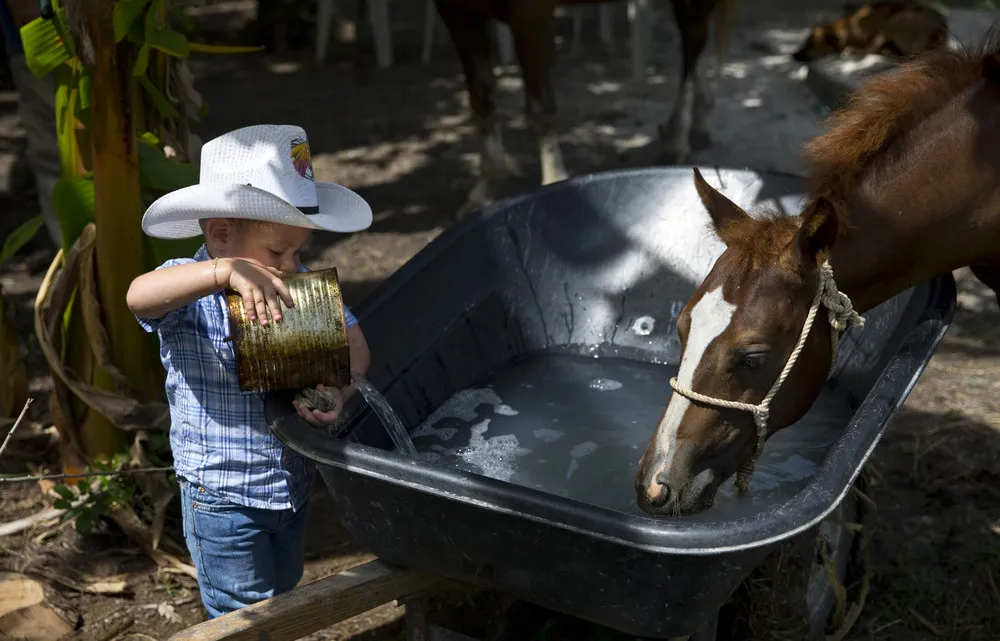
[
  {"xmin": 533, "ymin": 428, "xmax": 564, "ymax": 443},
  {"xmin": 588, "ymin": 378, "xmax": 623, "ymax": 392},
  {"xmin": 412, "ymin": 353, "xmax": 852, "ymax": 521},
  {"xmin": 427, "ymin": 419, "xmax": 530, "ymax": 481},
  {"xmin": 566, "ymin": 441, "xmax": 598, "ymax": 480}
]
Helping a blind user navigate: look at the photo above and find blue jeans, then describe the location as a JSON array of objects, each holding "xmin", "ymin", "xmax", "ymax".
[{"xmin": 179, "ymin": 480, "xmax": 308, "ymax": 618}]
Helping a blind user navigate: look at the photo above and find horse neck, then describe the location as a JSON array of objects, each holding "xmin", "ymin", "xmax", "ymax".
[{"xmin": 822, "ymin": 80, "xmax": 1000, "ymax": 313}]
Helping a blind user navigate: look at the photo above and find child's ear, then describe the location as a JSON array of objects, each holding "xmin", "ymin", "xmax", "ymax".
[{"xmin": 203, "ymin": 218, "xmax": 233, "ymax": 249}]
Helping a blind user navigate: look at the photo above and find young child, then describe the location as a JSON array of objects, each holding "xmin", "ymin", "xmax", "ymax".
[{"xmin": 126, "ymin": 124, "xmax": 373, "ymax": 618}]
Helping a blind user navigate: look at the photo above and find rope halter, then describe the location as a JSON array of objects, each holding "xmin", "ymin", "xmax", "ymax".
[{"xmin": 668, "ymin": 261, "xmax": 865, "ymax": 494}]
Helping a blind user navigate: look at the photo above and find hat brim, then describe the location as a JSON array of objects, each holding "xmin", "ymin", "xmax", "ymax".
[{"xmin": 141, "ymin": 182, "xmax": 373, "ymax": 239}]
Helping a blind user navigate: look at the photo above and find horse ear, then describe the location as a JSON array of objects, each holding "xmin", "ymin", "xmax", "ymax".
[
  {"xmin": 795, "ymin": 197, "xmax": 839, "ymax": 267},
  {"xmin": 692, "ymin": 168, "xmax": 751, "ymax": 245}
]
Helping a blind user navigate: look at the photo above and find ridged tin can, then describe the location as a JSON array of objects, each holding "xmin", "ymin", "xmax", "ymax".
[{"xmin": 226, "ymin": 267, "xmax": 351, "ymax": 393}]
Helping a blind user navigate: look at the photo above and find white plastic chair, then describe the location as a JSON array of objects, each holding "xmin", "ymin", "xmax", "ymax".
[
  {"xmin": 315, "ymin": 0, "xmax": 393, "ymax": 69},
  {"xmin": 314, "ymin": 0, "xmax": 653, "ymax": 78},
  {"xmin": 420, "ymin": 0, "xmax": 652, "ymax": 80}
]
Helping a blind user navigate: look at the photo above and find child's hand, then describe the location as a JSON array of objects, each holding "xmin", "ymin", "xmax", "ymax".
[
  {"xmin": 223, "ymin": 258, "xmax": 294, "ymax": 326},
  {"xmin": 293, "ymin": 384, "xmax": 343, "ymax": 427}
]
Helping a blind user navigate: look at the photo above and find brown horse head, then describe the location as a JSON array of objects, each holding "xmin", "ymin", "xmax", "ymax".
[
  {"xmin": 634, "ymin": 168, "xmax": 861, "ymax": 516},
  {"xmin": 636, "ymin": 32, "xmax": 1000, "ymax": 516}
]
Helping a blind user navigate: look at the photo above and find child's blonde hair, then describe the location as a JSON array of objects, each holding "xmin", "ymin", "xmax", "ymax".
[{"xmin": 199, "ymin": 217, "xmax": 279, "ymax": 235}]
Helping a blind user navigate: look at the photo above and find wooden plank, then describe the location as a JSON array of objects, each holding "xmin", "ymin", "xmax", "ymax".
[
  {"xmin": 404, "ymin": 596, "xmax": 429, "ymax": 641},
  {"xmin": 429, "ymin": 624, "xmax": 479, "ymax": 641},
  {"xmin": 168, "ymin": 560, "xmax": 441, "ymax": 641}
]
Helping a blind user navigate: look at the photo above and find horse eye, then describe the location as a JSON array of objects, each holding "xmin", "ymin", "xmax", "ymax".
[{"xmin": 737, "ymin": 351, "xmax": 769, "ymax": 370}]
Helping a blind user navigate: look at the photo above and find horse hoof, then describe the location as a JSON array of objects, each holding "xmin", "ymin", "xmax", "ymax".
[
  {"xmin": 541, "ymin": 170, "xmax": 569, "ymax": 186},
  {"xmin": 658, "ymin": 147, "xmax": 690, "ymax": 165},
  {"xmin": 689, "ymin": 130, "xmax": 712, "ymax": 152},
  {"xmin": 656, "ymin": 124, "xmax": 692, "ymax": 165},
  {"xmin": 456, "ymin": 197, "xmax": 489, "ymax": 220}
]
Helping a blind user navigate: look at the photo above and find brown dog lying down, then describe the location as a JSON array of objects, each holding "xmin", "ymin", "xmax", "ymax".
[{"xmin": 792, "ymin": 1, "xmax": 948, "ymax": 62}]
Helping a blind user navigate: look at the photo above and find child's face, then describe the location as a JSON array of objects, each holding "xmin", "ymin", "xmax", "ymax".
[{"xmin": 206, "ymin": 218, "xmax": 313, "ymax": 273}]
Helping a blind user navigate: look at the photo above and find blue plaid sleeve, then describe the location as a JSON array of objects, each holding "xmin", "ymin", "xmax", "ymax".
[
  {"xmin": 134, "ymin": 258, "xmax": 199, "ymax": 334},
  {"xmin": 297, "ymin": 262, "xmax": 358, "ymax": 328}
]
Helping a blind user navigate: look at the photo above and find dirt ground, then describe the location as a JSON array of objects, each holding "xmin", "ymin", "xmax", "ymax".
[{"xmin": 0, "ymin": 0, "xmax": 998, "ymax": 640}]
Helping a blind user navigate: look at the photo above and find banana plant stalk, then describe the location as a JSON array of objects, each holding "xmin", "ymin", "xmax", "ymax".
[
  {"xmin": 73, "ymin": 0, "xmax": 159, "ymax": 398},
  {"xmin": 19, "ymin": 0, "xmax": 261, "ymax": 463}
]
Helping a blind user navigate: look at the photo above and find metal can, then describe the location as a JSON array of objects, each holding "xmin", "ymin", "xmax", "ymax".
[{"xmin": 226, "ymin": 267, "xmax": 352, "ymax": 393}]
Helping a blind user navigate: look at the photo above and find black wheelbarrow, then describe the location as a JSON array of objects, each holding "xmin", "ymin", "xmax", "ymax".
[{"xmin": 266, "ymin": 166, "xmax": 955, "ymax": 639}]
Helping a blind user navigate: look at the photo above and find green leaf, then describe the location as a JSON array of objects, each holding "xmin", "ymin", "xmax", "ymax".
[
  {"xmin": 51, "ymin": 174, "xmax": 95, "ymax": 252},
  {"xmin": 0, "ymin": 215, "xmax": 44, "ymax": 265},
  {"xmin": 75, "ymin": 104, "xmax": 91, "ymax": 130},
  {"xmin": 147, "ymin": 236, "xmax": 205, "ymax": 270},
  {"xmin": 114, "ymin": 0, "xmax": 153, "ymax": 43},
  {"xmin": 138, "ymin": 131, "xmax": 161, "ymax": 146},
  {"xmin": 53, "ymin": 64, "xmax": 79, "ymax": 180},
  {"xmin": 138, "ymin": 143, "xmax": 199, "ymax": 192},
  {"xmin": 61, "ymin": 285, "xmax": 77, "ymax": 344},
  {"xmin": 49, "ymin": 7, "xmax": 76, "ymax": 60},
  {"xmin": 75, "ymin": 510, "xmax": 94, "ymax": 536},
  {"xmin": 78, "ymin": 68, "xmax": 92, "ymax": 111},
  {"xmin": 146, "ymin": 28, "xmax": 189, "ymax": 58},
  {"xmin": 133, "ymin": 42, "xmax": 151, "ymax": 77},
  {"xmin": 76, "ymin": 479, "xmax": 89, "ymax": 493},
  {"xmin": 138, "ymin": 75, "xmax": 181, "ymax": 119},
  {"xmin": 145, "ymin": 0, "xmax": 162, "ymax": 38},
  {"xmin": 19, "ymin": 17, "xmax": 70, "ymax": 78},
  {"xmin": 53, "ymin": 484, "xmax": 74, "ymax": 501},
  {"xmin": 54, "ymin": 498, "xmax": 72, "ymax": 510},
  {"xmin": 169, "ymin": 4, "xmax": 195, "ymax": 33},
  {"xmin": 126, "ymin": 15, "xmax": 147, "ymax": 44}
]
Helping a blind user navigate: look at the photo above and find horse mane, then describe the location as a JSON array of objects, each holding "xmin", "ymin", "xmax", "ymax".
[{"xmin": 801, "ymin": 28, "xmax": 1000, "ymax": 218}]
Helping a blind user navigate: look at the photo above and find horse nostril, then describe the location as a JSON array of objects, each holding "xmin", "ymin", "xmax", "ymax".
[{"xmin": 648, "ymin": 473, "xmax": 674, "ymax": 508}]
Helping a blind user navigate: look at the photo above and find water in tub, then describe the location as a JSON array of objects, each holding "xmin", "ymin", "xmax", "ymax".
[{"xmin": 411, "ymin": 352, "xmax": 852, "ymax": 521}]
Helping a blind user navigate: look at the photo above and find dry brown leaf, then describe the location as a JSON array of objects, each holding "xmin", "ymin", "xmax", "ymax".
[
  {"xmin": 34, "ymin": 225, "xmax": 170, "ymax": 433},
  {"xmin": 0, "ymin": 572, "xmax": 76, "ymax": 641},
  {"xmin": 130, "ymin": 433, "xmax": 175, "ymax": 551}
]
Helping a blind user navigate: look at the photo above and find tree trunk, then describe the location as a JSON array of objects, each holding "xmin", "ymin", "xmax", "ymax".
[{"xmin": 63, "ymin": 0, "xmax": 162, "ymax": 457}]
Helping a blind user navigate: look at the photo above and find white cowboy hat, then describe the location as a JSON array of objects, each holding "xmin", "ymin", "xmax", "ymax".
[{"xmin": 141, "ymin": 124, "xmax": 373, "ymax": 239}]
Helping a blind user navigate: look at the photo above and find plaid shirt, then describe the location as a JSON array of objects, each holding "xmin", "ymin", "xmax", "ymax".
[{"xmin": 136, "ymin": 244, "xmax": 357, "ymax": 511}]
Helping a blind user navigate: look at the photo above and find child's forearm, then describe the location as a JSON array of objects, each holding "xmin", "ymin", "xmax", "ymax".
[
  {"xmin": 127, "ymin": 258, "xmax": 233, "ymax": 319},
  {"xmin": 342, "ymin": 324, "xmax": 371, "ymax": 402}
]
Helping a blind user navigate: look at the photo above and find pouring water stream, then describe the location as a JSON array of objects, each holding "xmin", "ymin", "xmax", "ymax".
[{"xmin": 349, "ymin": 372, "xmax": 418, "ymax": 456}]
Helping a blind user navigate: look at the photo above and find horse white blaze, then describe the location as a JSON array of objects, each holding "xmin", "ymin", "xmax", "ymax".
[{"xmin": 648, "ymin": 286, "xmax": 735, "ymax": 501}]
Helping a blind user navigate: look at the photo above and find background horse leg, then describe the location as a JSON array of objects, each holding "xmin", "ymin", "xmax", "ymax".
[
  {"xmin": 689, "ymin": 65, "xmax": 714, "ymax": 151},
  {"xmin": 659, "ymin": 0, "xmax": 723, "ymax": 162},
  {"xmin": 969, "ymin": 260, "xmax": 1000, "ymax": 309},
  {"xmin": 436, "ymin": 0, "xmax": 507, "ymax": 216},
  {"xmin": 506, "ymin": 1, "xmax": 568, "ymax": 186}
]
